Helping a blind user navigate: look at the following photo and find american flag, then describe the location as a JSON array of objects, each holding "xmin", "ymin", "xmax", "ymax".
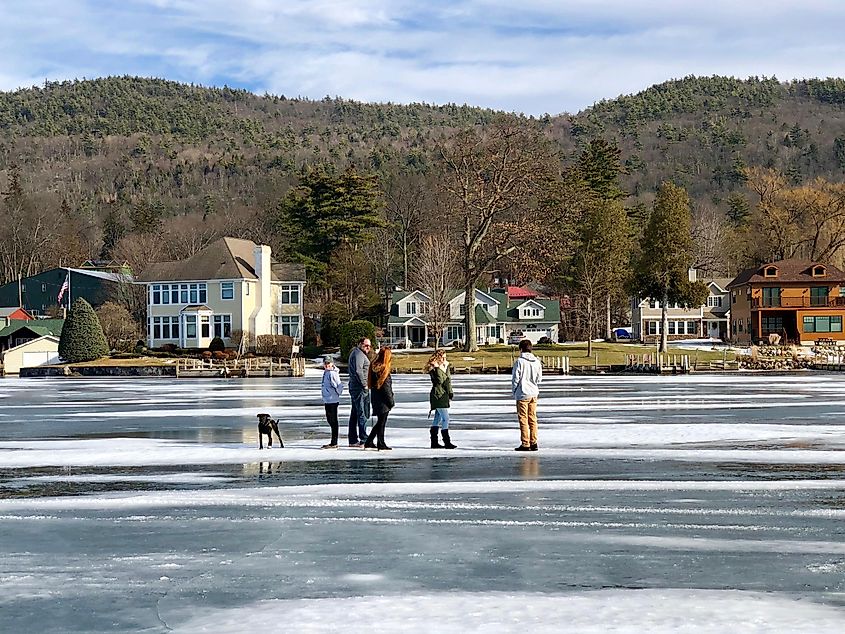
[{"xmin": 57, "ymin": 272, "xmax": 70, "ymax": 303}]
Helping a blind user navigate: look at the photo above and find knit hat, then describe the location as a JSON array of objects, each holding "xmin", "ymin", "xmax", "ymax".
[{"xmin": 323, "ymin": 356, "xmax": 333, "ymax": 365}]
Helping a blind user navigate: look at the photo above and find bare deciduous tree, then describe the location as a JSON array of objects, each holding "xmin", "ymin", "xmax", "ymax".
[
  {"xmin": 438, "ymin": 118, "xmax": 558, "ymax": 351},
  {"xmin": 410, "ymin": 233, "xmax": 458, "ymax": 346}
]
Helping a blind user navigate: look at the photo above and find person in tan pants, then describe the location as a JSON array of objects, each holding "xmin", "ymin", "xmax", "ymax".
[{"xmin": 511, "ymin": 339, "xmax": 543, "ymax": 451}]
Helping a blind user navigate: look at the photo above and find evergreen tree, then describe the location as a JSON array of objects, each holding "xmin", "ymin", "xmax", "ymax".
[
  {"xmin": 630, "ymin": 182, "xmax": 708, "ymax": 352},
  {"xmin": 273, "ymin": 165, "xmax": 384, "ymax": 281},
  {"xmin": 59, "ymin": 298, "xmax": 110, "ymax": 362},
  {"xmin": 100, "ymin": 208, "xmax": 125, "ymax": 258},
  {"xmin": 576, "ymin": 139, "xmax": 627, "ymax": 200}
]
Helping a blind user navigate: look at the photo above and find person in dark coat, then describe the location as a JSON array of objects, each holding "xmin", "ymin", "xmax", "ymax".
[
  {"xmin": 425, "ymin": 349, "xmax": 456, "ymax": 449},
  {"xmin": 364, "ymin": 347, "xmax": 395, "ymax": 451}
]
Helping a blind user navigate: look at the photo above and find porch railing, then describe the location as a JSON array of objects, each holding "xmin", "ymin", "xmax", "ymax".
[{"xmin": 752, "ymin": 296, "xmax": 845, "ymax": 308}]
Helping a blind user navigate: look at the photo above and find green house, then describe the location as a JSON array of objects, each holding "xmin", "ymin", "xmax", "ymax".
[{"xmin": 0, "ymin": 268, "xmax": 128, "ymax": 317}]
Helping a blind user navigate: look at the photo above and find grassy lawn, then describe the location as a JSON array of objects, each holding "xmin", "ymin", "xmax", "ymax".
[{"xmin": 390, "ymin": 342, "xmax": 736, "ymax": 372}]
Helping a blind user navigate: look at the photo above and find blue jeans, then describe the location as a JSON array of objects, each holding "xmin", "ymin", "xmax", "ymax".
[
  {"xmin": 348, "ymin": 389, "xmax": 370, "ymax": 444},
  {"xmin": 432, "ymin": 408, "xmax": 450, "ymax": 430}
]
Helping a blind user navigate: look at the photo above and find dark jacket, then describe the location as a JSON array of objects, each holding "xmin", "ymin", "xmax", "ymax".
[
  {"xmin": 369, "ymin": 371, "xmax": 395, "ymax": 416},
  {"xmin": 428, "ymin": 366, "xmax": 453, "ymax": 410}
]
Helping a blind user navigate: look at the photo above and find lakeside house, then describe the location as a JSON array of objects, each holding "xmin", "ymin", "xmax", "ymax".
[
  {"xmin": 631, "ymin": 272, "xmax": 732, "ymax": 343},
  {"xmin": 0, "ymin": 268, "xmax": 128, "ymax": 317},
  {"xmin": 387, "ymin": 286, "xmax": 560, "ymax": 347},
  {"xmin": 727, "ymin": 259, "xmax": 845, "ymax": 345},
  {"xmin": 135, "ymin": 237, "xmax": 305, "ymax": 349},
  {"xmin": 0, "ymin": 319, "xmax": 64, "ymax": 352}
]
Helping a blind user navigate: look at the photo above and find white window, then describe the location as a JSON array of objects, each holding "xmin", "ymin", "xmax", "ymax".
[
  {"xmin": 668, "ymin": 321, "xmax": 676, "ymax": 335},
  {"xmin": 281, "ymin": 285, "xmax": 300, "ymax": 304},
  {"xmin": 647, "ymin": 321, "xmax": 659, "ymax": 335},
  {"xmin": 648, "ymin": 299, "xmax": 658, "ymax": 309},
  {"xmin": 221, "ymin": 282, "xmax": 234, "ymax": 300},
  {"xmin": 707, "ymin": 296, "xmax": 722, "ymax": 308},
  {"xmin": 152, "ymin": 285, "xmax": 161, "ymax": 304},
  {"xmin": 272, "ymin": 315, "xmax": 300, "ymax": 338},
  {"xmin": 180, "ymin": 284, "xmax": 188, "ymax": 303},
  {"xmin": 446, "ymin": 326, "xmax": 463, "ymax": 341},
  {"xmin": 200, "ymin": 315, "xmax": 210, "ymax": 338},
  {"xmin": 151, "ymin": 316, "xmax": 180, "ymax": 340},
  {"xmin": 407, "ymin": 302, "xmax": 417, "ymax": 315},
  {"xmin": 213, "ymin": 315, "xmax": 232, "ymax": 338},
  {"xmin": 185, "ymin": 315, "xmax": 197, "ymax": 338}
]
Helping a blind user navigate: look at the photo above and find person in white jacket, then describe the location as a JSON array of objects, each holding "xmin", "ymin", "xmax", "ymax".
[{"xmin": 511, "ymin": 339, "xmax": 542, "ymax": 451}]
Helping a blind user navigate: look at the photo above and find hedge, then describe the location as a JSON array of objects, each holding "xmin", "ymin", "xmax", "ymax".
[{"xmin": 339, "ymin": 320, "xmax": 377, "ymax": 361}]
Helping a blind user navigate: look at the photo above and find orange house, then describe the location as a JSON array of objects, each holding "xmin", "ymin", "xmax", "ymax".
[{"xmin": 727, "ymin": 259, "xmax": 845, "ymax": 345}]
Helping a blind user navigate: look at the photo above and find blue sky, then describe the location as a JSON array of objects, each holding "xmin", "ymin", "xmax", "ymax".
[{"xmin": 2, "ymin": 0, "xmax": 845, "ymax": 115}]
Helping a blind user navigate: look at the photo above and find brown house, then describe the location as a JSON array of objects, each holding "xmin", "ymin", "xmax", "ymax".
[{"xmin": 727, "ymin": 259, "xmax": 845, "ymax": 344}]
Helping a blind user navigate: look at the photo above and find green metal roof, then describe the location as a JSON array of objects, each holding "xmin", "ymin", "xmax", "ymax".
[{"xmin": 0, "ymin": 319, "xmax": 64, "ymax": 338}]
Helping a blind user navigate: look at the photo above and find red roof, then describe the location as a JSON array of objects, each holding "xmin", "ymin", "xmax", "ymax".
[
  {"xmin": 507, "ymin": 286, "xmax": 538, "ymax": 300},
  {"xmin": 0, "ymin": 307, "xmax": 33, "ymax": 321}
]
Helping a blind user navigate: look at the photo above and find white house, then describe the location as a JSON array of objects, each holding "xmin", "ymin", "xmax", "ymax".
[
  {"xmin": 631, "ymin": 274, "xmax": 732, "ymax": 342},
  {"xmin": 388, "ymin": 286, "xmax": 560, "ymax": 347},
  {"xmin": 136, "ymin": 237, "xmax": 306, "ymax": 349}
]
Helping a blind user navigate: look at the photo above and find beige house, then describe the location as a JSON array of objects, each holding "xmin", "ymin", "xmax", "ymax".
[
  {"xmin": 631, "ymin": 270, "xmax": 732, "ymax": 342},
  {"xmin": 1, "ymin": 335, "xmax": 60, "ymax": 375},
  {"xmin": 136, "ymin": 237, "xmax": 306, "ymax": 349}
]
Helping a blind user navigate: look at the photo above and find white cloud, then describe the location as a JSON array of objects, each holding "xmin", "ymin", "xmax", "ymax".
[{"xmin": 1, "ymin": 1, "xmax": 845, "ymax": 114}]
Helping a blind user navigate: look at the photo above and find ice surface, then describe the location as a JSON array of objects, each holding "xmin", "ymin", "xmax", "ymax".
[{"xmin": 1, "ymin": 373, "xmax": 844, "ymax": 632}]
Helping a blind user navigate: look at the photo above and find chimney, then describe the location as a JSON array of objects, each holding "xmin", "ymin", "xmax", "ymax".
[
  {"xmin": 250, "ymin": 244, "xmax": 272, "ymax": 337},
  {"xmin": 688, "ymin": 267, "xmax": 697, "ymax": 282}
]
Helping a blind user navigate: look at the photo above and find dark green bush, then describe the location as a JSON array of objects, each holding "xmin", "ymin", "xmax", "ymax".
[
  {"xmin": 209, "ymin": 336, "xmax": 225, "ymax": 352},
  {"xmin": 339, "ymin": 320, "xmax": 377, "ymax": 361},
  {"xmin": 58, "ymin": 298, "xmax": 109, "ymax": 362},
  {"xmin": 320, "ymin": 301, "xmax": 350, "ymax": 347}
]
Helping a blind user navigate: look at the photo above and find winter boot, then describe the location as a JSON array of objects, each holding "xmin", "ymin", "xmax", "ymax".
[
  {"xmin": 441, "ymin": 429, "xmax": 457, "ymax": 449},
  {"xmin": 430, "ymin": 426, "xmax": 443, "ymax": 449}
]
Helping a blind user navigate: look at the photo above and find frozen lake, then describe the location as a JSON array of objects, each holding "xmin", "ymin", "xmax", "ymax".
[{"xmin": 1, "ymin": 372, "xmax": 845, "ymax": 632}]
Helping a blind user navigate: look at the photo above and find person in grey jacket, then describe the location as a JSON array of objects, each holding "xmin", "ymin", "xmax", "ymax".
[
  {"xmin": 347, "ymin": 337, "xmax": 372, "ymax": 446},
  {"xmin": 320, "ymin": 357, "xmax": 344, "ymax": 449},
  {"xmin": 512, "ymin": 339, "xmax": 542, "ymax": 451}
]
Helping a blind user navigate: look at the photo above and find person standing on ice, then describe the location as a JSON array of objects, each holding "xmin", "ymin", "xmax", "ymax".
[
  {"xmin": 425, "ymin": 349, "xmax": 456, "ymax": 449},
  {"xmin": 512, "ymin": 339, "xmax": 542, "ymax": 451},
  {"xmin": 347, "ymin": 337, "xmax": 372, "ymax": 447},
  {"xmin": 364, "ymin": 346, "xmax": 395, "ymax": 451},
  {"xmin": 320, "ymin": 357, "xmax": 344, "ymax": 449}
]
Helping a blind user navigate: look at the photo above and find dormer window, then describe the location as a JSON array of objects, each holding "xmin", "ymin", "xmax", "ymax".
[
  {"xmin": 763, "ymin": 266, "xmax": 778, "ymax": 278},
  {"xmin": 812, "ymin": 265, "xmax": 827, "ymax": 277},
  {"xmin": 407, "ymin": 301, "xmax": 417, "ymax": 316}
]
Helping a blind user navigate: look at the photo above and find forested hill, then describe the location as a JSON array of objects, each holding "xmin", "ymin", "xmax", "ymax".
[
  {"xmin": 3, "ymin": 75, "xmax": 845, "ymax": 204},
  {"xmin": 2, "ymin": 75, "xmax": 845, "ymax": 280}
]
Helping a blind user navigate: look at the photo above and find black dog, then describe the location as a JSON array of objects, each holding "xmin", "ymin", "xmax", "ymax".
[{"xmin": 257, "ymin": 413, "xmax": 284, "ymax": 449}]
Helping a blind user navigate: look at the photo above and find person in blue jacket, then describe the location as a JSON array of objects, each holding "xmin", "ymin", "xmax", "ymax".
[{"xmin": 320, "ymin": 356, "xmax": 344, "ymax": 449}]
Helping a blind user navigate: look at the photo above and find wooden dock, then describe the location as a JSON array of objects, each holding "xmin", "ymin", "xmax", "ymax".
[{"xmin": 175, "ymin": 357, "xmax": 306, "ymax": 378}]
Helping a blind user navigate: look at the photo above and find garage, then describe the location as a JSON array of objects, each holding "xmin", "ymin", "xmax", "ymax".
[{"xmin": 1, "ymin": 336, "xmax": 60, "ymax": 375}]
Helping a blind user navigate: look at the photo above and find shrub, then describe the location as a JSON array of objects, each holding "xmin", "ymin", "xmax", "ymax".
[
  {"xmin": 58, "ymin": 298, "xmax": 109, "ymax": 363},
  {"xmin": 212, "ymin": 350, "xmax": 226, "ymax": 360},
  {"xmin": 320, "ymin": 301, "xmax": 351, "ymax": 347},
  {"xmin": 339, "ymin": 320, "xmax": 377, "ymax": 361},
  {"xmin": 303, "ymin": 316, "xmax": 318, "ymax": 347},
  {"xmin": 256, "ymin": 334, "xmax": 294, "ymax": 357},
  {"xmin": 201, "ymin": 351, "xmax": 213, "ymax": 360},
  {"xmin": 160, "ymin": 343, "xmax": 177, "ymax": 353},
  {"xmin": 209, "ymin": 336, "xmax": 225, "ymax": 352}
]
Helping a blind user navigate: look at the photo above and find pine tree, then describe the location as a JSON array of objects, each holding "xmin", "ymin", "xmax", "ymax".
[
  {"xmin": 630, "ymin": 182, "xmax": 709, "ymax": 352},
  {"xmin": 59, "ymin": 298, "xmax": 110, "ymax": 362}
]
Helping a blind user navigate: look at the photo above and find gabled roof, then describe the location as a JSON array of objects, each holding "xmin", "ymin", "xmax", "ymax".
[
  {"xmin": 4, "ymin": 335, "xmax": 60, "ymax": 353},
  {"xmin": 0, "ymin": 307, "xmax": 33, "ymax": 319},
  {"xmin": 0, "ymin": 319, "xmax": 64, "ymax": 338},
  {"xmin": 727, "ymin": 259, "xmax": 845, "ymax": 288},
  {"xmin": 707, "ymin": 278, "xmax": 733, "ymax": 292},
  {"xmin": 136, "ymin": 237, "xmax": 305, "ymax": 283},
  {"xmin": 474, "ymin": 304, "xmax": 496, "ymax": 325},
  {"xmin": 514, "ymin": 299, "xmax": 546, "ymax": 311}
]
